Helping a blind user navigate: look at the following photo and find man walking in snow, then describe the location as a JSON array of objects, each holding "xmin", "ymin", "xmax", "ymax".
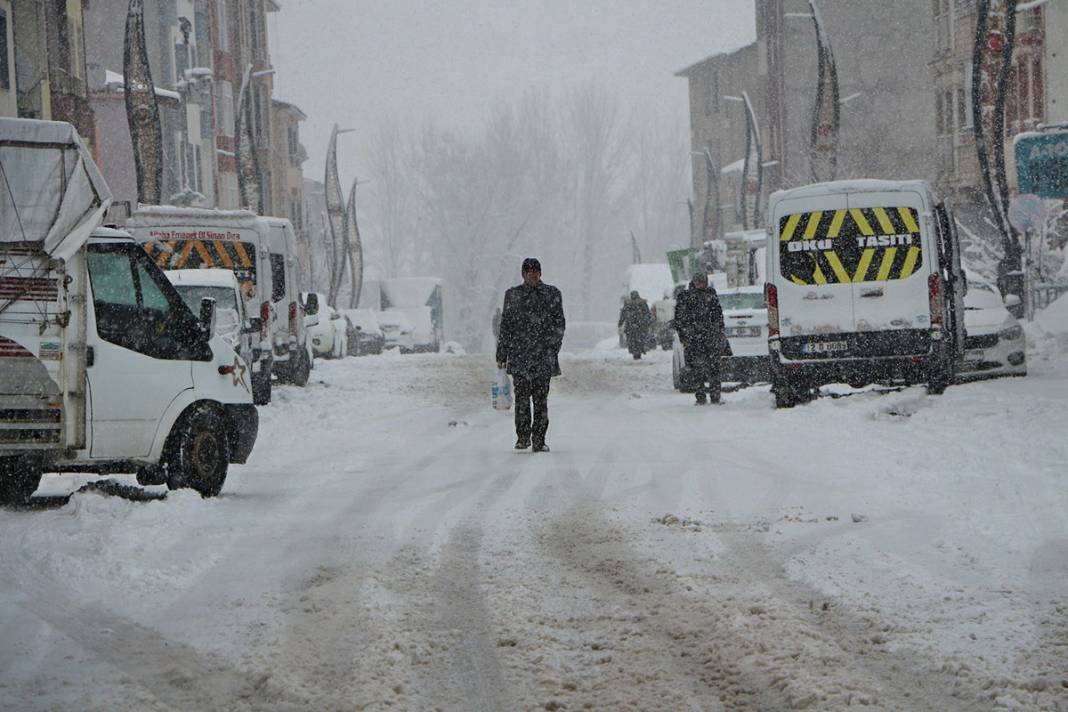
[
  {"xmin": 496, "ymin": 258, "xmax": 566, "ymax": 452},
  {"xmin": 674, "ymin": 272, "xmax": 728, "ymax": 405},
  {"xmin": 619, "ymin": 290, "xmax": 653, "ymax": 359}
]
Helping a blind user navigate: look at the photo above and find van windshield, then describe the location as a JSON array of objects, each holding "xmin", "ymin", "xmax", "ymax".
[{"xmin": 779, "ymin": 207, "xmax": 923, "ymax": 285}]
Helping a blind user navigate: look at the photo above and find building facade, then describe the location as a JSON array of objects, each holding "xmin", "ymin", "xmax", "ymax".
[{"xmin": 679, "ymin": 0, "xmax": 937, "ymax": 254}]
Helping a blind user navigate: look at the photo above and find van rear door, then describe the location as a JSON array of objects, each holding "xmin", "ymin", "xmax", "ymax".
[
  {"xmin": 846, "ymin": 190, "xmax": 931, "ymax": 355},
  {"xmin": 773, "ymin": 193, "xmax": 854, "ymax": 351}
]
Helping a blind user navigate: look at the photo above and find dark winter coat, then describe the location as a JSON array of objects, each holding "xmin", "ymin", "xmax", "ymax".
[
  {"xmin": 618, "ymin": 297, "xmax": 653, "ymax": 336},
  {"xmin": 496, "ymin": 282, "xmax": 566, "ymax": 379},
  {"xmin": 674, "ymin": 283, "xmax": 727, "ymax": 356}
]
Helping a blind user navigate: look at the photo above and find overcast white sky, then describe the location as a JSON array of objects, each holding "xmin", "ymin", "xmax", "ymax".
[{"xmin": 270, "ymin": 0, "xmax": 755, "ymax": 186}]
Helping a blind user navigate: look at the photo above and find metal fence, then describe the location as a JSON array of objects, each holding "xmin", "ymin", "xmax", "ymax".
[{"xmin": 1033, "ymin": 281, "xmax": 1068, "ymax": 312}]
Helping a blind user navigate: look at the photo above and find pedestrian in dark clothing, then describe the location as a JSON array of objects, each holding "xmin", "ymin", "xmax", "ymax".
[
  {"xmin": 492, "ymin": 307, "xmax": 502, "ymax": 341},
  {"xmin": 674, "ymin": 272, "xmax": 728, "ymax": 405},
  {"xmin": 496, "ymin": 258, "xmax": 566, "ymax": 452},
  {"xmin": 618, "ymin": 290, "xmax": 653, "ymax": 360}
]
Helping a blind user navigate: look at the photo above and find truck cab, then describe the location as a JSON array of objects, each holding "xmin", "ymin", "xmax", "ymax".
[
  {"xmin": 765, "ymin": 180, "xmax": 965, "ymax": 407},
  {"xmin": 1, "ymin": 118, "xmax": 256, "ymax": 504}
]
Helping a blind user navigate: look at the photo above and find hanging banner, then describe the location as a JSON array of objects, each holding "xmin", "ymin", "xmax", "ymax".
[
  {"xmin": 808, "ymin": 0, "xmax": 840, "ymax": 183},
  {"xmin": 235, "ymin": 64, "xmax": 263, "ymax": 214},
  {"xmin": 972, "ymin": 0, "xmax": 1018, "ymax": 252},
  {"xmin": 124, "ymin": 0, "xmax": 163, "ymax": 205},
  {"xmin": 740, "ymin": 91, "xmax": 763, "ymax": 231},
  {"xmin": 324, "ymin": 124, "xmax": 348, "ymax": 304},
  {"xmin": 345, "ymin": 178, "xmax": 364, "ymax": 309}
]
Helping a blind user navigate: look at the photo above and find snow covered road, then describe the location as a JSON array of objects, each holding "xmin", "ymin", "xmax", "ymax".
[{"xmin": 1, "ymin": 345, "xmax": 1067, "ymax": 710}]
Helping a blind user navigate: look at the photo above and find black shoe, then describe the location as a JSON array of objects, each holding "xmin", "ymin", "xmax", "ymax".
[
  {"xmin": 695, "ymin": 393, "xmax": 707, "ymax": 405},
  {"xmin": 532, "ymin": 442, "xmax": 550, "ymax": 452},
  {"xmin": 515, "ymin": 438, "xmax": 530, "ymax": 450}
]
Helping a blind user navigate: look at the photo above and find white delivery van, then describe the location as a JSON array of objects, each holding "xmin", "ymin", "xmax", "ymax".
[
  {"xmin": 765, "ymin": 180, "xmax": 965, "ymax": 407},
  {"xmin": 126, "ymin": 207, "xmax": 276, "ymax": 404},
  {"xmin": 0, "ymin": 119, "xmax": 256, "ymax": 503},
  {"xmin": 260, "ymin": 217, "xmax": 311, "ymax": 386},
  {"xmin": 166, "ymin": 269, "xmax": 253, "ymax": 365},
  {"xmin": 380, "ymin": 278, "xmax": 444, "ymax": 352}
]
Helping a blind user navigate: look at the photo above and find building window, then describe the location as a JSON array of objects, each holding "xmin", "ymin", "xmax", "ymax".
[
  {"xmin": 287, "ymin": 125, "xmax": 299, "ymax": 160},
  {"xmin": 0, "ymin": 9, "xmax": 9, "ymax": 91},
  {"xmin": 218, "ymin": 80, "xmax": 235, "ymax": 137},
  {"xmin": 934, "ymin": 0, "xmax": 951, "ymax": 54},
  {"xmin": 217, "ymin": 0, "xmax": 230, "ymax": 53}
]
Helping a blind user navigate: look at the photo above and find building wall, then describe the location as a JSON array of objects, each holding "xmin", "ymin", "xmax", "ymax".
[
  {"xmin": 0, "ymin": 0, "xmax": 16, "ymax": 116},
  {"xmin": 1045, "ymin": 1, "xmax": 1067, "ymax": 124}
]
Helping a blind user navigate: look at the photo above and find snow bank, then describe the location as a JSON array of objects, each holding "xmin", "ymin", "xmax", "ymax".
[{"xmin": 1034, "ymin": 291, "xmax": 1068, "ymax": 335}]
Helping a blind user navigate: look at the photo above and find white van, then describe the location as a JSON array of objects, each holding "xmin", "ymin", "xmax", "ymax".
[
  {"xmin": 261, "ymin": 217, "xmax": 311, "ymax": 386},
  {"xmin": 166, "ymin": 269, "xmax": 253, "ymax": 366},
  {"xmin": 1, "ymin": 119, "xmax": 256, "ymax": 503},
  {"xmin": 127, "ymin": 207, "xmax": 277, "ymax": 404},
  {"xmin": 765, "ymin": 180, "xmax": 965, "ymax": 407}
]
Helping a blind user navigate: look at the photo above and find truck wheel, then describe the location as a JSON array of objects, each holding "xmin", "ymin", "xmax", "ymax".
[
  {"xmin": 166, "ymin": 405, "xmax": 230, "ymax": 497},
  {"xmin": 290, "ymin": 348, "xmax": 311, "ymax": 387},
  {"xmin": 252, "ymin": 368, "xmax": 272, "ymax": 405},
  {"xmin": 0, "ymin": 456, "xmax": 43, "ymax": 505}
]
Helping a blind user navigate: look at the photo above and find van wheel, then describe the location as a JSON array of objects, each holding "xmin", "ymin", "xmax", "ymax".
[
  {"xmin": 773, "ymin": 377, "xmax": 800, "ymax": 409},
  {"xmin": 0, "ymin": 456, "xmax": 43, "ymax": 505},
  {"xmin": 290, "ymin": 349, "xmax": 311, "ymax": 387},
  {"xmin": 166, "ymin": 405, "xmax": 230, "ymax": 497},
  {"xmin": 252, "ymin": 368, "xmax": 272, "ymax": 405}
]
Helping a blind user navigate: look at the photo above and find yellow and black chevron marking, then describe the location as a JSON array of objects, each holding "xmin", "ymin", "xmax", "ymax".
[
  {"xmin": 142, "ymin": 240, "xmax": 257, "ymax": 284},
  {"xmin": 779, "ymin": 207, "xmax": 922, "ymax": 286}
]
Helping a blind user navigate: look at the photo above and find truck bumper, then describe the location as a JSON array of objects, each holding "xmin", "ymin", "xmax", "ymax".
[{"xmin": 224, "ymin": 404, "xmax": 259, "ymax": 464}]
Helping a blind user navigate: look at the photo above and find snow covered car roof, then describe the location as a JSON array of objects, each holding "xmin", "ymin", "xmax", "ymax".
[
  {"xmin": 1, "ymin": 118, "xmax": 112, "ymax": 260},
  {"xmin": 164, "ymin": 268, "xmax": 241, "ymax": 289},
  {"xmin": 127, "ymin": 206, "xmax": 260, "ymax": 229}
]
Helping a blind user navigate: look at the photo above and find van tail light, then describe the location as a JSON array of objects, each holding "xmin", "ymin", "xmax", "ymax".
[
  {"xmin": 928, "ymin": 273, "xmax": 943, "ymax": 327},
  {"xmin": 260, "ymin": 301, "xmax": 270, "ymax": 329},
  {"xmin": 765, "ymin": 282, "xmax": 779, "ymax": 337},
  {"xmin": 288, "ymin": 301, "xmax": 298, "ymax": 335}
]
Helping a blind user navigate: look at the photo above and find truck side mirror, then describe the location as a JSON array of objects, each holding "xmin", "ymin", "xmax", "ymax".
[
  {"xmin": 199, "ymin": 297, "xmax": 217, "ymax": 338},
  {"xmin": 304, "ymin": 293, "xmax": 319, "ymax": 315}
]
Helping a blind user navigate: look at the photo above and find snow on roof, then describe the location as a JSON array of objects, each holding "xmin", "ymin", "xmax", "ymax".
[
  {"xmin": 103, "ymin": 70, "xmax": 181, "ymax": 101},
  {"xmin": 381, "ymin": 277, "xmax": 442, "ymax": 308},
  {"xmin": 770, "ymin": 179, "xmax": 931, "ymax": 204},
  {"xmin": 0, "ymin": 117, "xmax": 112, "ymax": 260},
  {"xmin": 128, "ymin": 205, "xmax": 260, "ymax": 229},
  {"xmin": 164, "ymin": 268, "xmax": 241, "ymax": 288},
  {"xmin": 624, "ymin": 263, "xmax": 674, "ymax": 301}
]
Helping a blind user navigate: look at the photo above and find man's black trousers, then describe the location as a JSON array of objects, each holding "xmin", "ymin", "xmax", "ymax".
[
  {"xmin": 513, "ymin": 375, "xmax": 551, "ymax": 445},
  {"xmin": 685, "ymin": 347, "xmax": 721, "ymax": 401}
]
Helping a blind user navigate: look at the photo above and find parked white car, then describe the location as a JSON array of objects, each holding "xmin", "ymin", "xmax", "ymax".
[
  {"xmin": 377, "ymin": 310, "xmax": 416, "ymax": 352},
  {"xmin": 719, "ymin": 285, "xmax": 770, "ymax": 382},
  {"xmin": 339, "ymin": 308, "xmax": 385, "ymax": 356},
  {"xmin": 958, "ymin": 279, "xmax": 1027, "ymax": 380},
  {"xmin": 303, "ymin": 292, "xmax": 347, "ymax": 359}
]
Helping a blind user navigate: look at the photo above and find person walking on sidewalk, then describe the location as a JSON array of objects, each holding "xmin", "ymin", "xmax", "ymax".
[
  {"xmin": 674, "ymin": 272, "xmax": 728, "ymax": 405},
  {"xmin": 496, "ymin": 258, "xmax": 566, "ymax": 452},
  {"xmin": 618, "ymin": 290, "xmax": 653, "ymax": 360}
]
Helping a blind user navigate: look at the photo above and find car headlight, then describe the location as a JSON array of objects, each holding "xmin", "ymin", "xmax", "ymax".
[{"xmin": 998, "ymin": 325, "xmax": 1023, "ymax": 341}]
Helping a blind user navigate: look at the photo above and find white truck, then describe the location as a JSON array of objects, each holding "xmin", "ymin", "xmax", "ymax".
[
  {"xmin": 765, "ymin": 180, "xmax": 966, "ymax": 407},
  {"xmin": 0, "ymin": 118, "xmax": 257, "ymax": 504},
  {"xmin": 126, "ymin": 209, "xmax": 311, "ymax": 403}
]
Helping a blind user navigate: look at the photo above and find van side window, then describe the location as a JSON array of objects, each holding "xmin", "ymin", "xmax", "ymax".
[
  {"xmin": 88, "ymin": 245, "xmax": 210, "ymax": 361},
  {"xmin": 270, "ymin": 253, "xmax": 286, "ymax": 302}
]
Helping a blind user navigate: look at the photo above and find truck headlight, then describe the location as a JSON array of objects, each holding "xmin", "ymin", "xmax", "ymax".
[{"xmin": 998, "ymin": 325, "xmax": 1023, "ymax": 341}]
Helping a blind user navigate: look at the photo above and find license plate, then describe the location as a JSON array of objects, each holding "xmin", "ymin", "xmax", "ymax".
[
  {"xmin": 726, "ymin": 326, "xmax": 761, "ymax": 337},
  {"xmin": 965, "ymin": 348, "xmax": 984, "ymax": 362},
  {"xmin": 801, "ymin": 340, "xmax": 848, "ymax": 354}
]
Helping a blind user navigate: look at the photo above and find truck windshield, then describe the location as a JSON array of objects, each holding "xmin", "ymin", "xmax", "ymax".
[{"xmin": 779, "ymin": 207, "xmax": 923, "ymax": 285}]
